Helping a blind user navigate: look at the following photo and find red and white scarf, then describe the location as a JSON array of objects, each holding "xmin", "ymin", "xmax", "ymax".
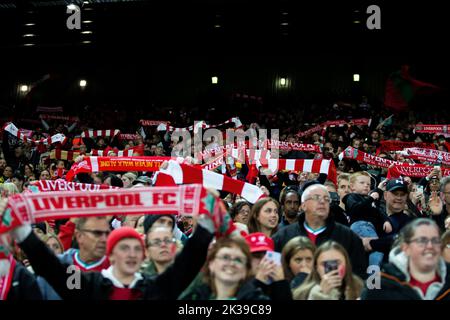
[
  {"xmin": 51, "ymin": 149, "xmax": 81, "ymax": 161},
  {"xmin": 155, "ymin": 160, "xmax": 265, "ymax": 203},
  {"xmin": 39, "ymin": 114, "xmax": 80, "ymax": 122},
  {"xmin": 3, "ymin": 122, "xmax": 67, "ymax": 146},
  {"xmin": 158, "ymin": 117, "xmax": 243, "ymax": 132},
  {"xmin": 387, "ymin": 164, "xmax": 450, "ymax": 179},
  {"xmin": 296, "ymin": 118, "xmax": 371, "ymax": 138},
  {"xmin": 66, "ymin": 156, "xmax": 172, "ymax": 181},
  {"xmin": 90, "ymin": 145, "xmax": 144, "ymax": 157},
  {"xmin": 413, "ymin": 124, "xmax": 450, "ymax": 134},
  {"xmin": 30, "ymin": 180, "xmax": 118, "ymax": 192},
  {"xmin": 259, "ymin": 140, "xmax": 321, "ymax": 153},
  {"xmin": 338, "ymin": 146, "xmax": 404, "ymax": 168},
  {"xmin": 139, "ymin": 120, "xmax": 170, "ymax": 126},
  {"xmin": 0, "ymin": 254, "xmax": 15, "ymax": 300},
  {"xmin": 258, "ymin": 159, "xmax": 337, "ymax": 185},
  {"xmin": 0, "ymin": 185, "xmax": 210, "ymax": 235},
  {"xmin": 81, "ymin": 129, "xmax": 121, "ymax": 139},
  {"xmin": 397, "ymin": 148, "xmax": 450, "ymax": 166},
  {"xmin": 379, "ymin": 140, "xmax": 436, "ymax": 152}
]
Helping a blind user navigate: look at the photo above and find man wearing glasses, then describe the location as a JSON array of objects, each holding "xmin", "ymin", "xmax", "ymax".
[
  {"xmin": 59, "ymin": 217, "xmax": 111, "ymax": 272},
  {"xmin": 272, "ymin": 183, "xmax": 368, "ymax": 279}
]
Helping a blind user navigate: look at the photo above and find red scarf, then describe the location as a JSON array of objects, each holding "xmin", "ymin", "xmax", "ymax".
[
  {"xmin": 158, "ymin": 117, "xmax": 242, "ymax": 132},
  {"xmin": 30, "ymin": 180, "xmax": 118, "ymax": 192},
  {"xmin": 296, "ymin": 118, "xmax": 371, "ymax": 138},
  {"xmin": 399, "ymin": 148, "xmax": 450, "ymax": 166},
  {"xmin": 379, "ymin": 140, "xmax": 436, "ymax": 152},
  {"xmin": 414, "ymin": 124, "xmax": 450, "ymax": 134},
  {"xmin": 39, "ymin": 114, "xmax": 80, "ymax": 122},
  {"xmin": 118, "ymin": 134, "xmax": 141, "ymax": 141},
  {"xmin": 0, "ymin": 255, "xmax": 15, "ymax": 300},
  {"xmin": 387, "ymin": 164, "xmax": 450, "ymax": 179},
  {"xmin": 339, "ymin": 146, "xmax": 404, "ymax": 168},
  {"xmin": 139, "ymin": 120, "xmax": 170, "ymax": 126},
  {"xmin": 0, "ymin": 185, "xmax": 208, "ymax": 235},
  {"xmin": 66, "ymin": 156, "xmax": 171, "ymax": 181}
]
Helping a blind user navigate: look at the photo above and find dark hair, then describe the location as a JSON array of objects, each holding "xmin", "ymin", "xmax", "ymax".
[
  {"xmin": 281, "ymin": 236, "xmax": 316, "ymax": 281},
  {"xmin": 203, "ymin": 237, "xmax": 252, "ymax": 297},
  {"xmin": 229, "ymin": 200, "xmax": 251, "ymax": 220},
  {"xmin": 398, "ymin": 218, "xmax": 441, "ymax": 245},
  {"xmin": 279, "ymin": 185, "xmax": 300, "ymax": 205},
  {"xmin": 247, "ymin": 197, "xmax": 280, "ymax": 236},
  {"xmin": 103, "ymin": 174, "xmax": 124, "ymax": 187}
]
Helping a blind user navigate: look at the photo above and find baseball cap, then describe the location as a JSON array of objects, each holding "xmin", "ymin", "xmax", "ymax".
[
  {"xmin": 386, "ymin": 178, "xmax": 408, "ymax": 192},
  {"xmin": 244, "ymin": 232, "xmax": 274, "ymax": 253}
]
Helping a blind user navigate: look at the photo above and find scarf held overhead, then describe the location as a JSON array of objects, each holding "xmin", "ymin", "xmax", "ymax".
[
  {"xmin": 398, "ymin": 148, "xmax": 450, "ymax": 166},
  {"xmin": 66, "ymin": 156, "xmax": 172, "ymax": 181},
  {"xmin": 3, "ymin": 122, "xmax": 67, "ymax": 146},
  {"xmin": 0, "ymin": 185, "xmax": 208, "ymax": 235},
  {"xmin": 387, "ymin": 164, "xmax": 450, "ymax": 179},
  {"xmin": 380, "ymin": 140, "xmax": 436, "ymax": 152},
  {"xmin": 339, "ymin": 146, "xmax": 404, "ymax": 168},
  {"xmin": 30, "ymin": 180, "xmax": 118, "ymax": 192}
]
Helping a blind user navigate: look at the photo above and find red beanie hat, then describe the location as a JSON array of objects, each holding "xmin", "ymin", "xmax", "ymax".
[{"xmin": 106, "ymin": 227, "xmax": 145, "ymax": 257}]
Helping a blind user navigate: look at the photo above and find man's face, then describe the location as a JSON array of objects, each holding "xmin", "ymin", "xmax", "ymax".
[
  {"xmin": 110, "ymin": 238, "xmax": 144, "ymax": 276},
  {"xmin": 0, "ymin": 159, "xmax": 6, "ymax": 170},
  {"xmin": 301, "ymin": 187, "xmax": 330, "ymax": 220},
  {"xmin": 14, "ymin": 147, "xmax": 23, "ymax": 158},
  {"xmin": 441, "ymin": 183, "xmax": 450, "ymax": 206},
  {"xmin": 384, "ymin": 190, "xmax": 408, "ymax": 214},
  {"xmin": 76, "ymin": 218, "xmax": 110, "ymax": 261},
  {"xmin": 284, "ymin": 192, "xmax": 300, "ymax": 219},
  {"xmin": 338, "ymin": 179, "xmax": 350, "ymax": 199}
]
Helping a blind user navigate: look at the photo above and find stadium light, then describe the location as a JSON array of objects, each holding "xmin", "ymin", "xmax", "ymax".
[
  {"xmin": 20, "ymin": 85, "xmax": 29, "ymax": 92},
  {"xmin": 280, "ymin": 78, "xmax": 287, "ymax": 86},
  {"xmin": 353, "ymin": 74, "xmax": 360, "ymax": 82},
  {"xmin": 211, "ymin": 76, "xmax": 218, "ymax": 84},
  {"xmin": 79, "ymin": 80, "xmax": 87, "ymax": 87}
]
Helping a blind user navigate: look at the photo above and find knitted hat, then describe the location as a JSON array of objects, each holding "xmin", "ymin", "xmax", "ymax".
[
  {"xmin": 143, "ymin": 214, "xmax": 175, "ymax": 235},
  {"xmin": 106, "ymin": 227, "xmax": 145, "ymax": 257}
]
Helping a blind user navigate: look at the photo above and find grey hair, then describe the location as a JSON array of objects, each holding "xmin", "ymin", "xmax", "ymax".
[
  {"xmin": 301, "ymin": 184, "xmax": 329, "ymax": 203},
  {"xmin": 440, "ymin": 176, "xmax": 450, "ymax": 192}
]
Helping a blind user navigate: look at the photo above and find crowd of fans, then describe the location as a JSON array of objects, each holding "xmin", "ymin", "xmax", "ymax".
[{"xmin": 0, "ymin": 94, "xmax": 450, "ymax": 301}]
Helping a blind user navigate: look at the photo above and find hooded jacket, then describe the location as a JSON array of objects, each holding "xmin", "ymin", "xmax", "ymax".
[{"xmin": 361, "ymin": 247, "xmax": 450, "ymax": 300}]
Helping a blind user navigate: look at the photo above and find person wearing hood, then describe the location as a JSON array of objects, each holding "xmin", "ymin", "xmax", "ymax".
[{"xmin": 362, "ymin": 218, "xmax": 450, "ymax": 300}]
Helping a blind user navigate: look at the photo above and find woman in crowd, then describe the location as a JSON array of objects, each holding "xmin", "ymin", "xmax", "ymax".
[
  {"xmin": 293, "ymin": 241, "xmax": 363, "ymax": 300},
  {"xmin": 181, "ymin": 237, "xmax": 269, "ymax": 300},
  {"xmin": 121, "ymin": 172, "xmax": 137, "ymax": 188},
  {"xmin": 229, "ymin": 200, "xmax": 252, "ymax": 225},
  {"xmin": 281, "ymin": 236, "xmax": 316, "ymax": 289},
  {"xmin": 42, "ymin": 233, "xmax": 65, "ymax": 255},
  {"xmin": 248, "ymin": 198, "xmax": 280, "ymax": 237},
  {"xmin": 362, "ymin": 218, "xmax": 450, "ymax": 300}
]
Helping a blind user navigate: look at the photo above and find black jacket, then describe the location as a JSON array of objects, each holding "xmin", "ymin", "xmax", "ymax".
[
  {"xmin": 272, "ymin": 213, "xmax": 368, "ymax": 280},
  {"xmin": 180, "ymin": 279, "xmax": 270, "ymax": 300},
  {"xmin": 343, "ymin": 193, "xmax": 388, "ymax": 234},
  {"xmin": 361, "ymin": 262, "xmax": 450, "ymax": 300},
  {"xmin": 6, "ymin": 261, "xmax": 43, "ymax": 300},
  {"xmin": 19, "ymin": 225, "xmax": 213, "ymax": 300},
  {"xmin": 250, "ymin": 278, "xmax": 293, "ymax": 300}
]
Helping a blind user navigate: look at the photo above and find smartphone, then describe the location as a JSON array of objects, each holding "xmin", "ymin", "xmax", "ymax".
[
  {"xmin": 324, "ymin": 260, "xmax": 339, "ymax": 274},
  {"xmin": 264, "ymin": 251, "xmax": 282, "ymax": 266}
]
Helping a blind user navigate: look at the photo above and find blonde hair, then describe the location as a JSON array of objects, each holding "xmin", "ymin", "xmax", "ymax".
[
  {"xmin": 349, "ymin": 171, "xmax": 371, "ymax": 185},
  {"xmin": 338, "ymin": 173, "xmax": 350, "ymax": 185},
  {"xmin": 1, "ymin": 182, "xmax": 19, "ymax": 198}
]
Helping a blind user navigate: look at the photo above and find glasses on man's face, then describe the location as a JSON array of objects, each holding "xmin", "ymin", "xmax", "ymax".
[
  {"xmin": 408, "ymin": 237, "xmax": 441, "ymax": 247},
  {"xmin": 80, "ymin": 229, "xmax": 110, "ymax": 238},
  {"xmin": 305, "ymin": 194, "xmax": 331, "ymax": 204},
  {"xmin": 215, "ymin": 254, "xmax": 246, "ymax": 266},
  {"xmin": 148, "ymin": 238, "xmax": 176, "ymax": 247}
]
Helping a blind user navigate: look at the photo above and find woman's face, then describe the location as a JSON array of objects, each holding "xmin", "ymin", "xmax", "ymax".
[
  {"xmin": 403, "ymin": 225, "xmax": 441, "ymax": 273},
  {"xmin": 46, "ymin": 237, "xmax": 63, "ymax": 255},
  {"xmin": 234, "ymin": 205, "xmax": 250, "ymax": 225},
  {"xmin": 257, "ymin": 201, "xmax": 279, "ymax": 231},
  {"xmin": 209, "ymin": 246, "xmax": 248, "ymax": 286},
  {"xmin": 316, "ymin": 249, "xmax": 346, "ymax": 279},
  {"xmin": 121, "ymin": 176, "xmax": 132, "ymax": 188},
  {"xmin": 289, "ymin": 249, "xmax": 314, "ymax": 275},
  {"xmin": 3, "ymin": 166, "xmax": 13, "ymax": 178},
  {"xmin": 40, "ymin": 170, "xmax": 50, "ymax": 180},
  {"xmin": 24, "ymin": 165, "xmax": 32, "ymax": 176}
]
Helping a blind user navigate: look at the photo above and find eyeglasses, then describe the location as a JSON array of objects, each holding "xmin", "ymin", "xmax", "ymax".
[
  {"xmin": 408, "ymin": 237, "xmax": 441, "ymax": 247},
  {"xmin": 215, "ymin": 254, "xmax": 247, "ymax": 266},
  {"xmin": 148, "ymin": 238, "xmax": 176, "ymax": 247},
  {"xmin": 304, "ymin": 194, "xmax": 331, "ymax": 203},
  {"xmin": 238, "ymin": 209, "xmax": 250, "ymax": 215},
  {"xmin": 80, "ymin": 229, "xmax": 110, "ymax": 238}
]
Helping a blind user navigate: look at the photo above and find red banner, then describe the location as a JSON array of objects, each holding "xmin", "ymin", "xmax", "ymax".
[
  {"xmin": 139, "ymin": 120, "xmax": 169, "ymax": 126},
  {"xmin": 118, "ymin": 134, "xmax": 141, "ymax": 140},
  {"xmin": 39, "ymin": 114, "xmax": 80, "ymax": 122}
]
